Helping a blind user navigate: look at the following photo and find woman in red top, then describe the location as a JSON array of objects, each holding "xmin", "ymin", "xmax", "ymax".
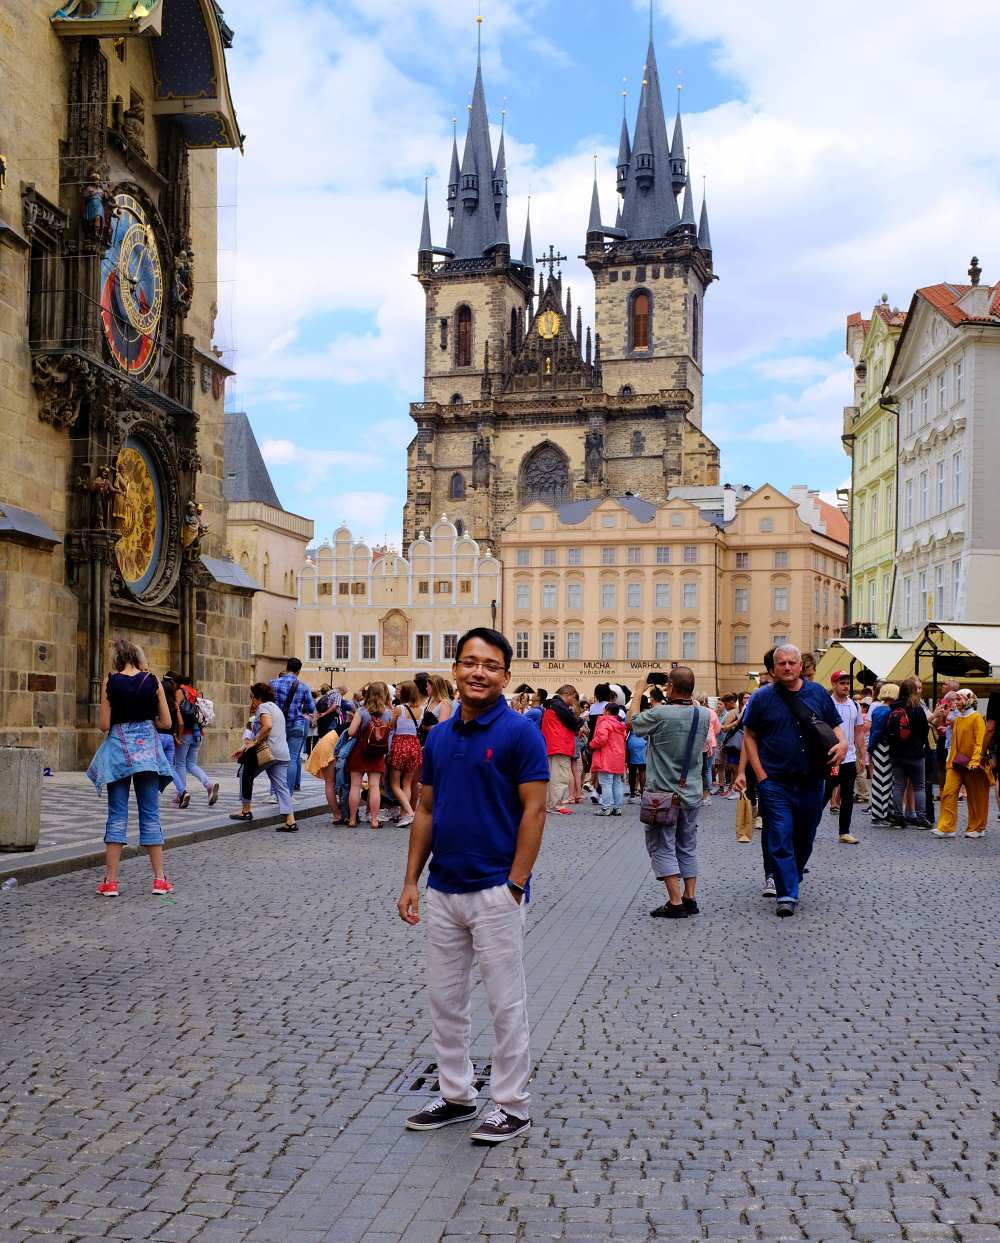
[{"xmin": 591, "ymin": 703, "xmax": 627, "ymax": 817}]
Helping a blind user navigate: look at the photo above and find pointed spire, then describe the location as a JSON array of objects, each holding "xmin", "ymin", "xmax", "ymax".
[
  {"xmin": 449, "ymin": 14, "xmax": 497, "ymax": 261},
  {"xmin": 585, "ymin": 324, "xmax": 592, "ymax": 366},
  {"xmin": 576, "ymin": 305, "xmax": 582, "ymax": 343},
  {"xmin": 670, "ymin": 86, "xmax": 686, "ymax": 194},
  {"xmin": 588, "ymin": 159, "xmax": 603, "ymax": 233},
  {"xmin": 697, "ymin": 186, "xmax": 712, "ymax": 252},
  {"xmin": 493, "ymin": 182, "xmax": 509, "ymax": 249},
  {"xmin": 418, "ymin": 179, "xmax": 433, "ymax": 251},
  {"xmin": 616, "ymin": 111, "xmax": 631, "ymax": 194},
  {"xmin": 680, "ymin": 175, "xmax": 695, "ymax": 229},
  {"xmin": 446, "ymin": 212, "xmax": 454, "ymax": 250},
  {"xmin": 620, "ymin": 27, "xmax": 679, "ymax": 240},
  {"xmin": 521, "ymin": 199, "xmax": 533, "ymax": 267},
  {"xmin": 565, "ymin": 286, "xmax": 572, "ymax": 324},
  {"xmin": 492, "ymin": 127, "xmax": 507, "ymax": 207},
  {"xmin": 447, "ymin": 121, "xmax": 460, "ymax": 213},
  {"xmin": 615, "ymin": 199, "xmax": 623, "ymax": 229},
  {"xmin": 538, "ymin": 271, "xmax": 545, "ymax": 298}
]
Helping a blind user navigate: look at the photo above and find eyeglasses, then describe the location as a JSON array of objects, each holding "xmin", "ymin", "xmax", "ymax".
[{"xmin": 455, "ymin": 658, "xmax": 506, "ymax": 675}]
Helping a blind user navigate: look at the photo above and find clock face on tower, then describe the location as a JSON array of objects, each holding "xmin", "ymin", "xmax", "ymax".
[{"xmin": 100, "ymin": 193, "xmax": 163, "ymax": 380}]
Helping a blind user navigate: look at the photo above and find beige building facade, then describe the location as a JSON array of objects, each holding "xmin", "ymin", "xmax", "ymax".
[
  {"xmin": 500, "ymin": 488, "xmax": 848, "ymax": 695},
  {"xmin": 296, "ymin": 517, "xmax": 500, "ymax": 688},
  {"xmin": 223, "ymin": 413, "xmax": 314, "ymax": 683},
  {"xmin": 0, "ymin": 1, "xmax": 248, "ymax": 766}
]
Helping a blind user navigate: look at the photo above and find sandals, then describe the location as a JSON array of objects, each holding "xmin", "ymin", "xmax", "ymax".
[{"xmin": 228, "ymin": 811, "xmax": 253, "ymax": 821}]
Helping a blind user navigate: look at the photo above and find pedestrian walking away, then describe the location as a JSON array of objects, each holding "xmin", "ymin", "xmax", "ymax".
[
  {"xmin": 345, "ymin": 682, "xmax": 393, "ymax": 827},
  {"xmin": 627, "ymin": 666, "xmax": 710, "ymax": 919},
  {"xmin": 87, "ymin": 638, "xmax": 179, "ymax": 897},
  {"xmin": 886, "ymin": 677, "xmax": 933, "ymax": 828},
  {"xmin": 230, "ymin": 683, "xmax": 297, "ymax": 831},
  {"xmin": 157, "ymin": 670, "xmax": 189, "ymax": 807},
  {"xmin": 270, "ymin": 657, "xmax": 316, "ymax": 795},
  {"xmin": 826, "ymin": 670, "xmax": 865, "ymax": 843},
  {"xmin": 174, "ymin": 673, "xmax": 220, "ymax": 807},
  {"xmin": 736, "ymin": 645, "xmax": 847, "ymax": 915},
  {"xmin": 867, "ymin": 683, "xmax": 898, "ymax": 825},
  {"xmin": 388, "ymin": 680, "xmax": 423, "ymax": 827},
  {"xmin": 397, "ymin": 627, "xmax": 548, "ymax": 1145}
]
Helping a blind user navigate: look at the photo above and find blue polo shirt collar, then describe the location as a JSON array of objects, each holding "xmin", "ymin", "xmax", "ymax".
[{"xmin": 452, "ymin": 696, "xmax": 508, "ymax": 732}]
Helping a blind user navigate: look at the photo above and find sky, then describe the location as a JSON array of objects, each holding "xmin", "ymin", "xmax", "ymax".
[{"xmin": 215, "ymin": 0, "xmax": 1000, "ymax": 548}]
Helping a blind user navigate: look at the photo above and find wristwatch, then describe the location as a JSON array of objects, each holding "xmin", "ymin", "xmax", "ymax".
[{"xmin": 507, "ymin": 879, "xmax": 526, "ymax": 898}]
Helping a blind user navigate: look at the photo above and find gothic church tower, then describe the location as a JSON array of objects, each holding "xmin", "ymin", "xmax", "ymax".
[{"xmin": 403, "ymin": 19, "xmax": 719, "ymax": 549}]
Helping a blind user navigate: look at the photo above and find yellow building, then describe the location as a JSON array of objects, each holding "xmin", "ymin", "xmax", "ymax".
[
  {"xmin": 224, "ymin": 414, "xmax": 314, "ymax": 682},
  {"xmin": 843, "ymin": 300, "xmax": 907, "ymax": 633},
  {"xmin": 0, "ymin": 0, "xmax": 246, "ymax": 766},
  {"xmin": 295, "ymin": 517, "xmax": 500, "ymax": 687},
  {"xmin": 500, "ymin": 487, "xmax": 848, "ymax": 694}
]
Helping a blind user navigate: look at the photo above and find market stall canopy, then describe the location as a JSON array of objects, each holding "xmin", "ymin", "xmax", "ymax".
[
  {"xmin": 933, "ymin": 624, "xmax": 1000, "ymax": 671},
  {"xmin": 814, "ymin": 639, "xmax": 912, "ymax": 687}
]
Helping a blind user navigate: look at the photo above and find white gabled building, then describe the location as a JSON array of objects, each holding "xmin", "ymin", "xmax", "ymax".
[{"xmin": 886, "ymin": 261, "xmax": 1000, "ymax": 637}]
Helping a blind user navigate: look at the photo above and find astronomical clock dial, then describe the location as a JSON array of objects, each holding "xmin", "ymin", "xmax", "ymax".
[
  {"xmin": 537, "ymin": 309, "xmax": 560, "ymax": 340},
  {"xmin": 114, "ymin": 440, "xmax": 164, "ymax": 596},
  {"xmin": 100, "ymin": 193, "xmax": 163, "ymax": 379}
]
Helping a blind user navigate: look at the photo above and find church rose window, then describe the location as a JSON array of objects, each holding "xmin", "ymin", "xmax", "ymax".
[
  {"xmin": 519, "ymin": 444, "xmax": 570, "ymax": 507},
  {"xmin": 456, "ymin": 306, "xmax": 472, "ymax": 367},
  {"xmin": 632, "ymin": 290, "xmax": 650, "ymax": 350}
]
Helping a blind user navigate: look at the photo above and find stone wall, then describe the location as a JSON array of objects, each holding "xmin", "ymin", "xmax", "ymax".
[{"xmin": 194, "ymin": 584, "xmax": 254, "ymax": 763}]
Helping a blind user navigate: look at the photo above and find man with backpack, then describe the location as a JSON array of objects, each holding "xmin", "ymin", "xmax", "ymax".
[
  {"xmin": 270, "ymin": 657, "xmax": 316, "ymax": 795},
  {"xmin": 886, "ymin": 677, "xmax": 933, "ymax": 829},
  {"xmin": 541, "ymin": 685, "xmax": 583, "ymax": 814},
  {"xmin": 174, "ymin": 674, "xmax": 220, "ymax": 807},
  {"xmin": 735, "ymin": 645, "xmax": 847, "ymax": 917}
]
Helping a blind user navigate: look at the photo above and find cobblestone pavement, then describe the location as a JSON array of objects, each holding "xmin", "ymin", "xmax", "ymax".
[{"xmin": 0, "ymin": 793, "xmax": 997, "ymax": 1243}]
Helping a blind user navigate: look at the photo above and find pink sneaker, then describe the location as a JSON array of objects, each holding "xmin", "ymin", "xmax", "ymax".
[
  {"xmin": 151, "ymin": 876, "xmax": 174, "ymax": 896},
  {"xmin": 96, "ymin": 877, "xmax": 119, "ymax": 897}
]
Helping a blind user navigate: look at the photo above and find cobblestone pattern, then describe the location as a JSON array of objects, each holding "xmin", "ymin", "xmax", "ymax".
[{"xmin": 0, "ymin": 796, "xmax": 997, "ymax": 1243}]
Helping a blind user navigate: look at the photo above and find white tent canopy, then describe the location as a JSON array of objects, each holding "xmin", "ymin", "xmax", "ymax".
[
  {"xmin": 814, "ymin": 639, "xmax": 912, "ymax": 687},
  {"xmin": 933, "ymin": 624, "xmax": 1000, "ymax": 670}
]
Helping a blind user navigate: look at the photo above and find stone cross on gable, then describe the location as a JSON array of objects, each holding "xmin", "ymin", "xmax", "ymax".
[{"xmin": 537, "ymin": 245, "xmax": 567, "ymax": 279}]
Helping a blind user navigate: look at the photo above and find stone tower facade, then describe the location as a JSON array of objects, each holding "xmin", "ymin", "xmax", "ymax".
[{"xmin": 403, "ymin": 22, "xmax": 720, "ymax": 550}]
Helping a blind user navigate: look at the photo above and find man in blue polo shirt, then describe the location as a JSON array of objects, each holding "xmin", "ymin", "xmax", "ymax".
[
  {"xmin": 397, "ymin": 627, "xmax": 549, "ymax": 1144},
  {"xmin": 735, "ymin": 644, "xmax": 847, "ymax": 916}
]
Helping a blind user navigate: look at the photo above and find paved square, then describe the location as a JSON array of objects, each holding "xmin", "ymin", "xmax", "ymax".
[{"xmin": 0, "ymin": 796, "xmax": 997, "ymax": 1242}]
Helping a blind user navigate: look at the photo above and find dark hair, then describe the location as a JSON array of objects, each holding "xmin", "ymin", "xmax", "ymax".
[
  {"xmin": 644, "ymin": 671, "xmax": 670, "ymax": 687},
  {"xmin": 720, "ymin": 692, "xmax": 737, "ymax": 704},
  {"xmin": 286, "ymin": 657, "xmax": 302, "ymax": 674},
  {"xmin": 454, "ymin": 627, "xmax": 513, "ymax": 669},
  {"xmin": 669, "ymin": 665, "xmax": 695, "ymax": 695},
  {"xmin": 604, "ymin": 702, "xmax": 623, "ymax": 717},
  {"xmin": 649, "ymin": 686, "xmax": 666, "ymax": 704},
  {"xmin": 397, "ymin": 680, "xmax": 418, "ymax": 706},
  {"xmin": 250, "ymin": 682, "xmax": 275, "ymax": 703},
  {"xmin": 513, "ymin": 683, "xmax": 534, "ymax": 695},
  {"xmin": 413, "ymin": 671, "xmax": 430, "ymax": 696},
  {"xmin": 593, "ymin": 682, "xmax": 612, "ymax": 701},
  {"xmin": 762, "ymin": 647, "xmax": 776, "ymax": 673}
]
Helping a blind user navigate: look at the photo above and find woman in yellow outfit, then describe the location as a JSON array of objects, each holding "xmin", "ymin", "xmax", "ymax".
[{"xmin": 932, "ymin": 690, "xmax": 995, "ymax": 839}]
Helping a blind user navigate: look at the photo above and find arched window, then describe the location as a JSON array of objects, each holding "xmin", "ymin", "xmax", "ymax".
[
  {"xmin": 450, "ymin": 472, "xmax": 466, "ymax": 500},
  {"xmin": 510, "ymin": 307, "xmax": 519, "ymax": 352},
  {"xmin": 692, "ymin": 293, "xmax": 700, "ymax": 359},
  {"xmin": 456, "ymin": 305, "xmax": 472, "ymax": 367},
  {"xmin": 631, "ymin": 290, "xmax": 650, "ymax": 350},
  {"xmin": 239, "ymin": 551, "xmax": 250, "ymax": 572},
  {"xmin": 262, "ymin": 620, "xmax": 269, "ymax": 653},
  {"xmin": 450, "ymin": 392, "xmax": 463, "ymax": 405},
  {"xmin": 262, "ymin": 552, "xmax": 270, "ymax": 588},
  {"xmin": 631, "ymin": 430, "xmax": 644, "ymax": 455},
  {"xmin": 519, "ymin": 442, "xmax": 570, "ymax": 507},
  {"xmin": 281, "ymin": 623, "xmax": 289, "ymax": 655}
]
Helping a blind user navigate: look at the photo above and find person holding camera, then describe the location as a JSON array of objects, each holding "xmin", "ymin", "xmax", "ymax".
[{"xmin": 735, "ymin": 645, "xmax": 847, "ymax": 917}]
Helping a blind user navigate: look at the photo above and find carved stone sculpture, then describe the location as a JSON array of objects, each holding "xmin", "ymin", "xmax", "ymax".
[
  {"xmin": 181, "ymin": 500, "xmax": 209, "ymax": 560},
  {"xmin": 585, "ymin": 426, "xmax": 604, "ymax": 483},
  {"xmin": 32, "ymin": 352, "xmax": 97, "ymax": 429},
  {"xmin": 472, "ymin": 434, "xmax": 491, "ymax": 487},
  {"xmin": 80, "ymin": 168, "xmax": 115, "ymax": 244},
  {"xmin": 123, "ymin": 98, "xmax": 146, "ymax": 154},
  {"xmin": 173, "ymin": 247, "xmax": 194, "ymax": 314}
]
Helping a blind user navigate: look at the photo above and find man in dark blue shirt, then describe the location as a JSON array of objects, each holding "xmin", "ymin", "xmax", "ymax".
[
  {"xmin": 398, "ymin": 627, "xmax": 549, "ymax": 1144},
  {"xmin": 736, "ymin": 644, "xmax": 847, "ymax": 916}
]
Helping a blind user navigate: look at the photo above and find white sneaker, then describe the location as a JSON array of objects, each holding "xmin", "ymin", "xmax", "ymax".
[
  {"xmin": 702, "ymin": 795, "xmax": 712, "ymax": 806},
  {"xmin": 397, "ymin": 814, "xmax": 414, "ymax": 828},
  {"xmin": 762, "ymin": 876, "xmax": 777, "ymax": 897},
  {"xmin": 963, "ymin": 830, "xmax": 985, "ymax": 839}
]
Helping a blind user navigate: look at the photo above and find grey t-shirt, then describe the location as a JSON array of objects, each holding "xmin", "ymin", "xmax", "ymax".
[
  {"xmin": 255, "ymin": 702, "xmax": 289, "ymax": 762},
  {"xmin": 630, "ymin": 703, "xmax": 710, "ymax": 809}
]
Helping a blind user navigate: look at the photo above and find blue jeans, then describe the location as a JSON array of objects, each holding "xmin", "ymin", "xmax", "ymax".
[
  {"xmin": 286, "ymin": 724, "xmax": 307, "ymax": 791},
  {"xmin": 105, "ymin": 772, "xmax": 163, "ymax": 846},
  {"xmin": 158, "ymin": 732, "xmax": 186, "ymax": 796},
  {"xmin": 175, "ymin": 733, "xmax": 210, "ymax": 791},
  {"xmin": 598, "ymin": 772, "xmax": 624, "ymax": 810},
  {"xmin": 756, "ymin": 777, "xmax": 826, "ymax": 904}
]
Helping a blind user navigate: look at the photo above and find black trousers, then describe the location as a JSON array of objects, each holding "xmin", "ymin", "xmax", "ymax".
[{"xmin": 824, "ymin": 761, "xmax": 857, "ymax": 836}]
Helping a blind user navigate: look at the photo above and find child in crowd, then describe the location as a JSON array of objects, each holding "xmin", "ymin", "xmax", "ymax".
[{"xmin": 591, "ymin": 703, "xmax": 627, "ymax": 817}]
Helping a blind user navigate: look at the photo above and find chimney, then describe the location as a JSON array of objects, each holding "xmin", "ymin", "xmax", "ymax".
[{"xmin": 722, "ymin": 482, "xmax": 736, "ymax": 522}]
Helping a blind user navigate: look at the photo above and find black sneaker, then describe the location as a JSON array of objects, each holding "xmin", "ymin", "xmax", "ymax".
[
  {"xmin": 775, "ymin": 901, "xmax": 795, "ymax": 917},
  {"xmin": 682, "ymin": 897, "xmax": 700, "ymax": 915},
  {"xmin": 405, "ymin": 1097, "xmax": 480, "ymax": 1131},
  {"xmin": 650, "ymin": 902, "xmax": 688, "ymax": 918},
  {"xmin": 469, "ymin": 1106, "xmax": 530, "ymax": 1144}
]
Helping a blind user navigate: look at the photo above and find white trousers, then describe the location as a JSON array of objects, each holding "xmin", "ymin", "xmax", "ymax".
[{"xmin": 426, "ymin": 883, "xmax": 531, "ymax": 1115}]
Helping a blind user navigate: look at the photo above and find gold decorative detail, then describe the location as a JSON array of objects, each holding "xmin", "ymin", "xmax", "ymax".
[
  {"xmin": 537, "ymin": 309, "xmax": 560, "ymax": 340},
  {"xmin": 114, "ymin": 446, "xmax": 158, "ymax": 586}
]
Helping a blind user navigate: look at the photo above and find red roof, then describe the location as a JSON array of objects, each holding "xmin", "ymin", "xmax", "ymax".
[
  {"xmin": 872, "ymin": 303, "xmax": 907, "ymax": 327},
  {"xmin": 846, "ymin": 311, "xmax": 870, "ymax": 332},
  {"xmin": 918, "ymin": 282, "xmax": 1000, "ymax": 325},
  {"xmin": 818, "ymin": 500, "xmax": 849, "ymax": 546}
]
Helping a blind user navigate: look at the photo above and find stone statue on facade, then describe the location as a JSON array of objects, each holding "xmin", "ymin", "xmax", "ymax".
[
  {"xmin": 472, "ymin": 434, "xmax": 490, "ymax": 487},
  {"xmin": 585, "ymin": 426, "xmax": 604, "ymax": 483},
  {"xmin": 181, "ymin": 500, "xmax": 209, "ymax": 560},
  {"xmin": 80, "ymin": 168, "xmax": 115, "ymax": 244},
  {"xmin": 123, "ymin": 97, "xmax": 146, "ymax": 154},
  {"xmin": 173, "ymin": 247, "xmax": 194, "ymax": 314}
]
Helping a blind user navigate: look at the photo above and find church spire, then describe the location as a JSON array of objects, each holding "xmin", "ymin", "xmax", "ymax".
[
  {"xmin": 418, "ymin": 178, "xmax": 433, "ymax": 251},
  {"xmin": 521, "ymin": 199, "xmax": 533, "ymax": 268},
  {"xmin": 670, "ymin": 88, "xmax": 687, "ymax": 195},
  {"xmin": 449, "ymin": 17, "xmax": 497, "ymax": 261},
  {"xmin": 616, "ymin": 107, "xmax": 631, "ymax": 194},
  {"xmin": 588, "ymin": 159, "xmax": 603, "ymax": 233},
  {"xmin": 698, "ymin": 186, "xmax": 712, "ymax": 252},
  {"xmin": 446, "ymin": 121, "xmax": 460, "ymax": 214},
  {"xmin": 620, "ymin": 30, "xmax": 679, "ymax": 240},
  {"xmin": 679, "ymin": 170, "xmax": 695, "ymax": 229}
]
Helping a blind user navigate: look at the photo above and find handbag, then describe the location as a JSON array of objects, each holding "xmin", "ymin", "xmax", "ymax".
[
  {"xmin": 775, "ymin": 683, "xmax": 839, "ymax": 774},
  {"xmin": 254, "ymin": 738, "xmax": 275, "ymax": 767},
  {"xmin": 952, "ymin": 752, "xmax": 971, "ymax": 768},
  {"xmin": 735, "ymin": 792, "xmax": 754, "ymax": 842},
  {"xmin": 639, "ymin": 707, "xmax": 702, "ymax": 828}
]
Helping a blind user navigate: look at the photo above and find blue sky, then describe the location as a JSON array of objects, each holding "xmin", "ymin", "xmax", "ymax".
[{"xmin": 215, "ymin": 0, "xmax": 1000, "ymax": 546}]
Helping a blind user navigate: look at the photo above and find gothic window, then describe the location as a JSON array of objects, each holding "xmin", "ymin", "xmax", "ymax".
[
  {"xmin": 631, "ymin": 290, "xmax": 651, "ymax": 351},
  {"xmin": 440, "ymin": 317, "xmax": 449, "ymax": 350},
  {"xmin": 262, "ymin": 553, "xmax": 270, "ymax": 588},
  {"xmin": 281, "ymin": 623, "xmax": 289, "ymax": 655},
  {"xmin": 262, "ymin": 620, "xmax": 269, "ymax": 652},
  {"xmin": 692, "ymin": 293, "xmax": 700, "ymax": 360},
  {"xmin": 450, "ymin": 393, "xmax": 462, "ymax": 405},
  {"xmin": 456, "ymin": 305, "xmax": 473, "ymax": 367},
  {"xmin": 519, "ymin": 443, "xmax": 570, "ymax": 508},
  {"xmin": 450, "ymin": 472, "xmax": 466, "ymax": 500},
  {"xmin": 631, "ymin": 430, "xmax": 644, "ymax": 455}
]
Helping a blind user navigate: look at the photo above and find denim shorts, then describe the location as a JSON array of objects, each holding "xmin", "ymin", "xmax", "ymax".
[{"xmin": 104, "ymin": 772, "xmax": 164, "ymax": 847}]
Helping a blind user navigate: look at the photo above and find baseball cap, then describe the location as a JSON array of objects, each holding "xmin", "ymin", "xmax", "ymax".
[{"xmin": 831, "ymin": 670, "xmax": 850, "ymax": 683}]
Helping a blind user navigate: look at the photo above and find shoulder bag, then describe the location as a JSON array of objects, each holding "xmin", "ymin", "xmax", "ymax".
[
  {"xmin": 775, "ymin": 683, "xmax": 839, "ymax": 774},
  {"xmin": 639, "ymin": 707, "xmax": 702, "ymax": 829}
]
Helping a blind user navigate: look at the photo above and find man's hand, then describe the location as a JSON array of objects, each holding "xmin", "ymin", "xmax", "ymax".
[
  {"xmin": 829, "ymin": 740, "xmax": 849, "ymax": 766},
  {"xmin": 732, "ymin": 771, "xmax": 748, "ymax": 794},
  {"xmin": 397, "ymin": 882, "xmax": 421, "ymax": 925}
]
